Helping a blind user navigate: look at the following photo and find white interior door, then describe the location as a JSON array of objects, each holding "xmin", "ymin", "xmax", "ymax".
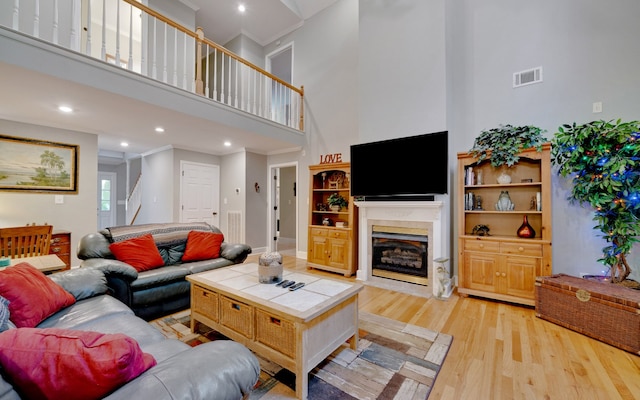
[
  {"xmin": 180, "ymin": 161, "xmax": 219, "ymax": 225},
  {"xmin": 97, "ymin": 171, "xmax": 116, "ymax": 229}
]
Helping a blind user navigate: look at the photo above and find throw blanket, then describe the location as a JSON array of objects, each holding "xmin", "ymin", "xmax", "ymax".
[{"xmin": 107, "ymin": 223, "xmax": 217, "ymax": 247}]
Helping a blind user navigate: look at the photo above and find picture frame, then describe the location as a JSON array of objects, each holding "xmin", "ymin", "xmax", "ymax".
[{"xmin": 0, "ymin": 134, "xmax": 79, "ymax": 193}]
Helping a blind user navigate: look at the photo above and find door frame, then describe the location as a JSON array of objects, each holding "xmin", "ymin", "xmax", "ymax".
[{"xmin": 267, "ymin": 161, "xmax": 298, "ymax": 255}]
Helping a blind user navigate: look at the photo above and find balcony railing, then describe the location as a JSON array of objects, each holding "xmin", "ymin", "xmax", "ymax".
[{"xmin": 3, "ymin": 0, "xmax": 304, "ymax": 131}]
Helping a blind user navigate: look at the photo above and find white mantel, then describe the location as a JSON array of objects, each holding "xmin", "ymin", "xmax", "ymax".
[{"xmin": 354, "ymin": 201, "xmax": 449, "ymax": 298}]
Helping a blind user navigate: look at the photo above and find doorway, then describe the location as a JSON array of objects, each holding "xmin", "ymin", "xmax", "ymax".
[
  {"xmin": 269, "ymin": 163, "xmax": 297, "ymax": 256},
  {"xmin": 266, "ymin": 43, "xmax": 293, "ymax": 126},
  {"xmin": 97, "ymin": 171, "xmax": 117, "ymax": 229}
]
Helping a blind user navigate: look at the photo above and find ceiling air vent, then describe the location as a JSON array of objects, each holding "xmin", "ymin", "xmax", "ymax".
[{"xmin": 513, "ymin": 66, "xmax": 543, "ymax": 88}]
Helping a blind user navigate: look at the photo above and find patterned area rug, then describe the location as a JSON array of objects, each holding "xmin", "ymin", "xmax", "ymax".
[{"xmin": 150, "ymin": 310, "xmax": 452, "ymax": 399}]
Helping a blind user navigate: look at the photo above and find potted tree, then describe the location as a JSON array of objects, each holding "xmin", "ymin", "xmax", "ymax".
[
  {"xmin": 469, "ymin": 124, "xmax": 547, "ymax": 167},
  {"xmin": 551, "ymin": 119, "xmax": 640, "ymax": 284},
  {"xmin": 327, "ymin": 193, "xmax": 348, "ymax": 212}
]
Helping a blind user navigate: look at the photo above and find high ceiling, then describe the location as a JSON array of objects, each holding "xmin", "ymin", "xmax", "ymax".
[{"xmin": 187, "ymin": 0, "xmax": 338, "ymax": 46}]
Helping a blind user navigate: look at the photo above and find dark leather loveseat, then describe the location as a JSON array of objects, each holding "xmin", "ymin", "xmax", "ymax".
[{"xmin": 77, "ymin": 222, "xmax": 251, "ymax": 320}]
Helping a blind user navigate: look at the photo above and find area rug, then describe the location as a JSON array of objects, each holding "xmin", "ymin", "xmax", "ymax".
[{"xmin": 150, "ymin": 310, "xmax": 453, "ymax": 400}]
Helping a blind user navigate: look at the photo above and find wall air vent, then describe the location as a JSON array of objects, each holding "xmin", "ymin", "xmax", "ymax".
[{"xmin": 513, "ymin": 66, "xmax": 543, "ymax": 88}]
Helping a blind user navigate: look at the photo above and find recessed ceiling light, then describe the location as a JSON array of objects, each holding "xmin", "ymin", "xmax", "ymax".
[
  {"xmin": 224, "ymin": 141, "xmax": 231, "ymax": 147},
  {"xmin": 238, "ymin": 4, "xmax": 246, "ymax": 12},
  {"xmin": 120, "ymin": 142, "xmax": 129, "ymax": 147},
  {"xmin": 58, "ymin": 105, "xmax": 73, "ymax": 113},
  {"xmin": 155, "ymin": 127, "xmax": 165, "ymax": 133}
]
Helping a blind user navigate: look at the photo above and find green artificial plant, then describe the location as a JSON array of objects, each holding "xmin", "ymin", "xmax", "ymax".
[
  {"xmin": 327, "ymin": 193, "xmax": 348, "ymax": 210},
  {"xmin": 551, "ymin": 119, "xmax": 640, "ymax": 283},
  {"xmin": 469, "ymin": 124, "xmax": 547, "ymax": 167}
]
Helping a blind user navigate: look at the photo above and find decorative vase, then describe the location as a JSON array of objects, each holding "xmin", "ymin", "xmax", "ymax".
[
  {"xmin": 497, "ymin": 170, "xmax": 512, "ymax": 184},
  {"xmin": 495, "ymin": 191, "xmax": 514, "ymax": 211},
  {"xmin": 330, "ymin": 205, "xmax": 341, "ymax": 212},
  {"xmin": 517, "ymin": 215, "xmax": 536, "ymax": 238}
]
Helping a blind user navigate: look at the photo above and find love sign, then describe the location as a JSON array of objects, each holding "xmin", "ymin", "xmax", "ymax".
[{"xmin": 319, "ymin": 153, "xmax": 342, "ymax": 164}]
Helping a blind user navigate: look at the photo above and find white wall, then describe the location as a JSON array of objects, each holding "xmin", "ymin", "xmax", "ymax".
[
  {"xmin": 448, "ymin": 0, "xmax": 640, "ymax": 281},
  {"xmin": 359, "ymin": 0, "xmax": 447, "ymax": 142},
  {"xmin": 0, "ymin": 119, "xmax": 98, "ymax": 267},
  {"xmin": 220, "ymin": 151, "xmax": 246, "ymax": 241},
  {"xmin": 264, "ymin": 0, "xmax": 360, "ymax": 254},
  {"xmin": 138, "ymin": 148, "xmax": 173, "ymax": 223},
  {"xmin": 246, "ymin": 152, "xmax": 268, "ymax": 250}
]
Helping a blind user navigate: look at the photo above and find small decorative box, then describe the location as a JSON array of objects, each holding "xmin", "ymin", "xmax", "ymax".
[{"xmin": 0, "ymin": 257, "xmax": 10, "ymax": 267}]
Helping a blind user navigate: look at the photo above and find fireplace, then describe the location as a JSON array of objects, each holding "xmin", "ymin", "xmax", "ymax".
[
  {"xmin": 371, "ymin": 226, "xmax": 428, "ymax": 285},
  {"xmin": 354, "ymin": 200, "xmax": 449, "ymax": 298}
]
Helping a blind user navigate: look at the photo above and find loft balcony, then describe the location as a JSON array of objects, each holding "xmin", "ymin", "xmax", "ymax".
[{"xmin": 0, "ymin": 0, "xmax": 306, "ymax": 157}]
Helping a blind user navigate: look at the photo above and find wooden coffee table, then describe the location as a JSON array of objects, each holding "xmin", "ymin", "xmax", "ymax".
[{"xmin": 187, "ymin": 263, "xmax": 363, "ymax": 399}]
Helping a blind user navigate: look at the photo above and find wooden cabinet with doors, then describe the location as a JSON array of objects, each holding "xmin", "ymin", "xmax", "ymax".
[
  {"xmin": 307, "ymin": 163, "xmax": 357, "ymax": 276},
  {"xmin": 457, "ymin": 144, "xmax": 552, "ymax": 306},
  {"xmin": 49, "ymin": 230, "xmax": 71, "ymax": 269}
]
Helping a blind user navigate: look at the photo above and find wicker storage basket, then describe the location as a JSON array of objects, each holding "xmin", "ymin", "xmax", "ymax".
[
  {"xmin": 535, "ymin": 274, "xmax": 640, "ymax": 354},
  {"xmin": 220, "ymin": 296, "xmax": 254, "ymax": 338},
  {"xmin": 255, "ymin": 309, "xmax": 295, "ymax": 358},
  {"xmin": 191, "ymin": 286, "xmax": 219, "ymax": 322}
]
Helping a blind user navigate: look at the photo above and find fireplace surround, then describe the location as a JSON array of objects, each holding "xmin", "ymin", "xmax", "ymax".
[{"xmin": 354, "ymin": 201, "xmax": 449, "ymax": 298}]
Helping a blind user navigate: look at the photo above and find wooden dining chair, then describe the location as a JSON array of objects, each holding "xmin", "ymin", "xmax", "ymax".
[{"xmin": 0, "ymin": 225, "xmax": 53, "ymax": 259}]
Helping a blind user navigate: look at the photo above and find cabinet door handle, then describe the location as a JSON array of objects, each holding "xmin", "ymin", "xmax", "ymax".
[
  {"xmin": 495, "ymin": 272, "xmax": 500, "ymax": 277},
  {"xmin": 501, "ymin": 273, "xmax": 506, "ymax": 277},
  {"xmin": 479, "ymin": 244, "xmax": 484, "ymax": 248},
  {"xmin": 518, "ymin": 246, "xmax": 524, "ymax": 252}
]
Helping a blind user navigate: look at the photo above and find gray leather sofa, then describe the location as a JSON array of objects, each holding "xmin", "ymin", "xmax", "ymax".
[
  {"xmin": 77, "ymin": 222, "xmax": 251, "ymax": 320},
  {"xmin": 0, "ymin": 268, "xmax": 260, "ymax": 400}
]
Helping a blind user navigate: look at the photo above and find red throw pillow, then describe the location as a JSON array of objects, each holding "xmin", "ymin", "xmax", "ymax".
[
  {"xmin": 0, "ymin": 328, "xmax": 157, "ymax": 400},
  {"xmin": 0, "ymin": 263, "xmax": 76, "ymax": 328},
  {"xmin": 109, "ymin": 234, "xmax": 165, "ymax": 272},
  {"xmin": 181, "ymin": 231, "xmax": 224, "ymax": 262}
]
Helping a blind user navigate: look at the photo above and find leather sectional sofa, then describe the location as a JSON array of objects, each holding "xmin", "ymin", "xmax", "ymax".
[
  {"xmin": 0, "ymin": 264, "xmax": 259, "ymax": 400},
  {"xmin": 77, "ymin": 222, "xmax": 252, "ymax": 320}
]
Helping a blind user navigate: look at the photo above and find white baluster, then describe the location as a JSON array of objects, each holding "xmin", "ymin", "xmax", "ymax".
[
  {"xmin": 128, "ymin": 3, "xmax": 133, "ymax": 70},
  {"xmin": 52, "ymin": 0, "xmax": 58, "ymax": 44},
  {"xmin": 115, "ymin": 0, "xmax": 121, "ymax": 66},
  {"xmin": 173, "ymin": 28, "xmax": 178, "ymax": 86},
  {"xmin": 101, "ymin": 0, "xmax": 106, "ymax": 61},
  {"xmin": 205, "ymin": 45, "xmax": 210, "ymax": 98},
  {"xmin": 70, "ymin": 0, "xmax": 79, "ymax": 51},
  {"xmin": 183, "ymin": 33, "xmax": 187, "ymax": 90},
  {"xmin": 252, "ymin": 69, "xmax": 257, "ymax": 114},
  {"xmin": 212, "ymin": 48, "xmax": 217, "ymax": 100},
  {"xmin": 234, "ymin": 59, "xmax": 238, "ymax": 108},
  {"xmin": 220, "ymin": 53, "xmax": 225, "ymax": 103},
  {"xmin": 257, "ymin": 72, "xmax": 263, "ymax": 117},
  {"xmin": 162, "ymin": 24, "xmax": 167, "ymax": 83},
  {"xmin": 85, "ymin": 0, "xmax": 91, "ymax": 55},
  {"xmin": 33, "ymin": 0, "xmax": 39, "ymax": 38},
  {"xmin": 140, "ymin": 9, "xmax": 146, "ymax": 75},
  {"xmin": 152, "ymin": 18, "xmax": 157, "ymax": 79},
  {"xmin": 227, "ymin": 56, "xmax": 232, "ymax": 104},
  {"xmin": 12, "ymin": 0, "xmax": 19, "ymax": 30}
]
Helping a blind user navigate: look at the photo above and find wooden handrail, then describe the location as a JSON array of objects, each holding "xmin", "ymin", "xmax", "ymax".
[{"xmin": 121, "ymin": 0, "xmax": 303, "ymax": 96}]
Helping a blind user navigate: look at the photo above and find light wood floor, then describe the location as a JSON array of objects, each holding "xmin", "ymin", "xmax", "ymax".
[{"xmin": 248, "ymin": 254, "xmax": 640, "ymax": 400}]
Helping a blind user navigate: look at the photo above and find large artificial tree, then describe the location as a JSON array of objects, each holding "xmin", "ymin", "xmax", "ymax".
[{"xmin": 551, "ymin": 119, "xmax": 640, "ymax": 283}]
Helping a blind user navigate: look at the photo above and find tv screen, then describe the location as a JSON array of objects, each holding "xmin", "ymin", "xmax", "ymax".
[{"xmin": 350, "ymin": 131, "xmax": 448, "ymax": 199}]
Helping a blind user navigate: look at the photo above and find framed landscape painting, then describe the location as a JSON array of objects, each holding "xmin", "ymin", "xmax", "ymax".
[{"xmin": 0, "ymin": 134, "xmax": 79, "ymax": 193}]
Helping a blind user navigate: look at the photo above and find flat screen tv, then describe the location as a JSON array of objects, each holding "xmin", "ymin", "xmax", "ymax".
[{"xmin": 350, "ymin": 131, "xmax": 448, "ymax": 199}]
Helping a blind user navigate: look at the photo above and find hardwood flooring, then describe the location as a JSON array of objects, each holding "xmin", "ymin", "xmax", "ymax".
[{"xmin": 249, "ymin": 254, "xmax": 640, "ymax": 400}]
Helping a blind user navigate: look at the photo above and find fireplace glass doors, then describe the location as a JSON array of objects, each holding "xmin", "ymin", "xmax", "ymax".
[{"xmin": 371, "ymin": 226, "xmax": 428, "ymax": 285}]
